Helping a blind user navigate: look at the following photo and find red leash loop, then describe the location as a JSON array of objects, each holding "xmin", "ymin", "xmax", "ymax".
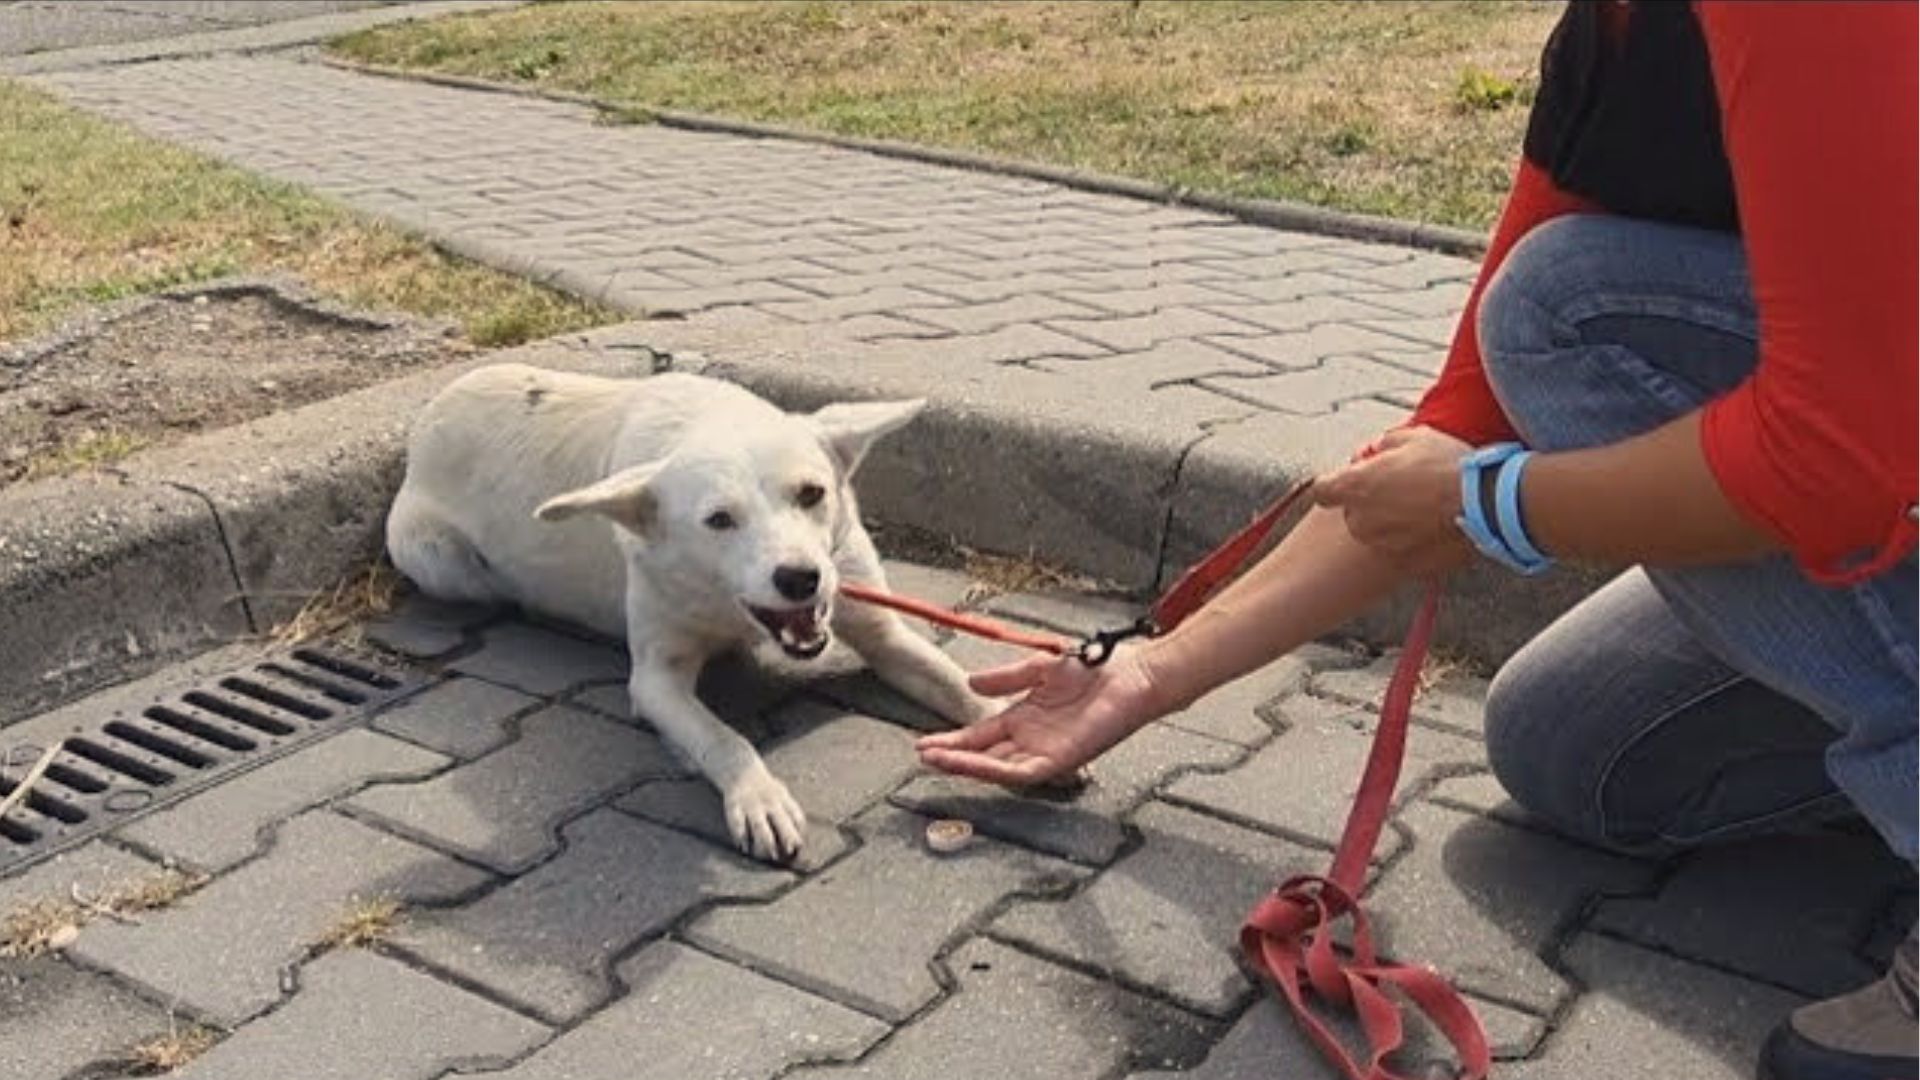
[
  {"xmin": 1239, "ymin": 588, "xmax": 1490, "ymax": 1080},
  {"xmin": 839, "ymin": 479, "xmax": 1490, "ymax": 1079}
]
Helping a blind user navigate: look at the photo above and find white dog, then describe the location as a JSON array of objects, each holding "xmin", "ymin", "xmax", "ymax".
[{"xmin": 386, "ymin": 363, "xmax": 992, "ymax": 862}]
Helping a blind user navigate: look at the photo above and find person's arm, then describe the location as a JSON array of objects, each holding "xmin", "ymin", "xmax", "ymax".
[
  {"xmin": 1316, "ymin": 416, "xmax": 1773, "ymax": 568},
  {"xmin": 1324, "ymin": 4, "xmax": 1918, "ymax": 579},
  {"xmin": 1687, "ymin": 1, "xmax": 1918, "ymax": 580},
  {"xmin": 1138, "ymin": 507, "xmax": 1415, "ymax": 711},
  {"xmin": 916, "ymin": 503, "xmax": 1422, "ymax": 785}
]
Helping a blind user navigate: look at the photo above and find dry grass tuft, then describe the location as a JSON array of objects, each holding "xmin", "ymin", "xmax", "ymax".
[
  {"xmin": 0, "ymin": 868, "xmax": 208, "ymax": 958},
  {"xmin": 0, "ymin": 898, "xmax": 82, "ymax": 958},
  {"xmin": 100, "ymin": 868, "xmax": 208, "ymax": 916},
  {"xmin": 1415, "ymin": 650, "xmax": 1484, "ymax": 698},
  {"xmin": 122, "ymin": 1019, "xmax": 220, "ymax": 1075},
  {"xmin": 268, "ymin": 560, "xmax": 404, "ymax": 645},
  {"xmin": 314, "ymin": 895, "xmax": 403, "ymax": 952},
  {"xmin": 959, "ymin": 548, "xmax": 1096, "ymax": 606}
]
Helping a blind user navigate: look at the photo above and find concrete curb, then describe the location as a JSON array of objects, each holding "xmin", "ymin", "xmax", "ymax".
[
  {"xmin": 1, "ymin": 308, "xmax": 1600, "ymax": 728},
  {"xmin": 317, "ymin": 56, "xmax": 1490, "ymax": 260},
  {"xmin": 0, "ymin": 285, "xmax": 645, "ymax": 728},
  {"xmin": 0, "ymin": 0, "xmax": 523, "ymax": 76}
]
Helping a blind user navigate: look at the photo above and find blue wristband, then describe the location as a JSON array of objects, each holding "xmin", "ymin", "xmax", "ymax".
[
  {"xmin": 1493, "ymin": 450, "xmax": 1550, "ymax": 571},
  {"xmin": 1456, "ymin": 443, "xmax": 1552, "ymax": 575}
]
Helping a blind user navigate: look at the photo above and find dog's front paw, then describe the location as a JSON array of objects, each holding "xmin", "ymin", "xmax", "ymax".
[
  {"xmin": 722, "ymin": 767, "xmax": 808, "ymax": 864},
  {"xmin": 953, "ymin": 690, "xmax": 999, "ymax": 727}
]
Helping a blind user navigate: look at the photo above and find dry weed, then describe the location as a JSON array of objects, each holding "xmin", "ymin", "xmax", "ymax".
[
  {"xmin": 122, "ymin": 1019, "xmax": 219, "ymax": 1075},
  {"xmin": 268, "ymin": 560, "xmax": 404, "ymax": 645},
  {"xmin": 314, "ymin": 895, "xmax": 403, "ymax": 953}
]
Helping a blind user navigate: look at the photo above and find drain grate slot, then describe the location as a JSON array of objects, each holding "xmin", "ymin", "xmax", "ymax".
[
  {"xmin": 0, "ymin": 645, "xmax": 416, "ymax": 873},
  {"xmin": 218, "ymin": 677, "xmax": 331, "ymax": 721},
  {"xmin": 63, "ymin": 738, "xmax": 176, "ymax": 787},
  {"xmin": 0, "ymin": 778, "xmax": 85, "ymax": 824},
  {"xmin": 42, "ymin": 761, "xmax": 109, "ymax": 796},
  {"xmin": 145, "ymin": 706, "xmax": 258, "ymax": 753},
  {"xmin": 181, "ymin": 691, "xmax": 296, "ymax": 736},
  {"xmin": 256, "ymin": 662, "xmax": 365, "ymax": 705},
  {"xmin": 101, "ymin": 721, "xmax": 217, "ymax": 770},
  {"xmin": 291, "ymin": 648, "xmax": 399, "ymax": 690}
]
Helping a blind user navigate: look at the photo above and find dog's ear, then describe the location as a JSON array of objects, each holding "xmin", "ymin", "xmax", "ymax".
[
  {"xmin": 533, "ymin": 461, "xmax": 664, "ymax": 534},
  {"xmin": 811, "ymin": 399, "xmax": 925, "ymax": 477}
]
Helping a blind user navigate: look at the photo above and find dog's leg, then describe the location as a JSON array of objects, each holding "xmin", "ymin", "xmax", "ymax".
[
  {"xmin": 833, "ymin": 538, "xmax": 995, "ymax": 728},
  {"xmin": 627, "ymin": 645, "xmax": 807, "ymax": 863},
  {"xmin": 386, "ymin": 490, "xmax": 498, "ymax": 604}
]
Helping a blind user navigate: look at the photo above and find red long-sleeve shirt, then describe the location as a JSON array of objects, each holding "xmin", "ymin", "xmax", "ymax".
[{"xmin": 1410, "ymin": 2, "xmax": 1918, "ymax": 583}]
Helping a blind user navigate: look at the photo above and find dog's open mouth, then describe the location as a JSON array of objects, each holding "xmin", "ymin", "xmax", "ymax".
[{"xmin": 746, "ymin": 602, "xmax": 831, "ymax": 659}]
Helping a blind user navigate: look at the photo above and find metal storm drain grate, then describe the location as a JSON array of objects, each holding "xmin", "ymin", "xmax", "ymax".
[{"xmin": 0, "ymin": 646, "xmax": 418, "ymax": 875}]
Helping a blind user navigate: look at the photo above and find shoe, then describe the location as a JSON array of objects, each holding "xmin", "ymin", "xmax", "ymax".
[{"xmin": 1758, "ymin": 925, "xmax": 1917, "ymax": 1079}]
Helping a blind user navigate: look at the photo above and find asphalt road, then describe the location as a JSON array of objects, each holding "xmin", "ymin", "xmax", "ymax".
[{"xmin": 0, "ymin": 1, "xmax": 392, "ymax": 57}]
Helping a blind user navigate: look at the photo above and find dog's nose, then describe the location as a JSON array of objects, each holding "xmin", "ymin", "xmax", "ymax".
[{"xmin": 772, "ymin": 565, "xmax": 821, "ymax": 602}]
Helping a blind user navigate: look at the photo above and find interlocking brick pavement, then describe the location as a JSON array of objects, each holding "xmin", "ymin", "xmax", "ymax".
[
  {"xmin": 69, "ymin": 809, "xmax": 490, "ymax": 1026},
  {"xmin": 684, "ymin": 804, "xmax": 1085, "ymax": 1022},
  {"xmin": 0, "ymin": 579, "xmax": 1905, "ymax": 1077},
  {"xmin": 175, "ymin": 948, "xmax": 548, "ymax": 1080}
]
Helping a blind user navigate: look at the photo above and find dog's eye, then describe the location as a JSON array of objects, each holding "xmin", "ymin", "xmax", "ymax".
[
  {"xmin": 704, "ymin": 510, "xmax": 737, "ymax": 531},
  {"xmin": 796, "ymin": 482, "xmax": 826, "ymax": 509}
]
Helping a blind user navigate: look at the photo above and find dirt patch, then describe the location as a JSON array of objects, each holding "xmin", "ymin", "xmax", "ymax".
[{"xmin": 0, "ymin": 282, "xmax": 467, "ymax": 487}]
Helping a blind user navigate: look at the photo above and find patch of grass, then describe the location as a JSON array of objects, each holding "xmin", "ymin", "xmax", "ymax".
[
  {"xmin": 19, "ymin": 427, "xmax": 150, "ymax": 481},
  {"xmin": 332, "ymin": 0, "xmax": 1559, "ymax": 230},
  {"xmin": 0, "ymin": 82, "xmax": 615, "ymax": 347},
  {"xmin": 1453, "ymin": 64, "xmax": 1521, "ymax": 112},
  {"xmin": 122, "ymin": 1020, "xmax": 220, "ymax": 1075},
  {"xmin": 314, "ymin": 895, "xmax": 402, "ymax": 952},
  {"xmin": 0, "ymin": 868, "xmax": 208, "ymax": 958}
]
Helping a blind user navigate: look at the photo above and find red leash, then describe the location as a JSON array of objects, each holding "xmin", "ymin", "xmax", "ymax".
[{"xmin": 840, "ymin": 478, "xmax": 1490, "ymax": 1080}]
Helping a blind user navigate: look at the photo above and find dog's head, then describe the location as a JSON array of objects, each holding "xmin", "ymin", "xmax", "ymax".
[{"xmin": 531, "ymin": 396, "xmax": 923, "ymax": 660}]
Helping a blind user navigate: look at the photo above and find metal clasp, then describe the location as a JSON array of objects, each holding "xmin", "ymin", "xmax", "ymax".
[{"xmin": 1075, "ymin": 616, "xmax": 1159, "ymax": 666}]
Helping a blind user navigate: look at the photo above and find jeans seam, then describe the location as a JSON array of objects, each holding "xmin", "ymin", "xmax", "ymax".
[
  {"xmin": 1484, "ymin": 341, "xmax": 1707, "ymax": 434},
  {"xmin": 1557, "ymin": 293, "xmax": 1759, "ymax": 343},
  {"xmin": 1591, "ymin": 670, "xmax": 1755, "ymax": 846},
  {"xmin": 1849, "ymin": 578, "xmax": 1920, "ymax": 680},
  {"xmin": 1654, "ymin": 790, "xmax": 1854, "ymax": 847}
]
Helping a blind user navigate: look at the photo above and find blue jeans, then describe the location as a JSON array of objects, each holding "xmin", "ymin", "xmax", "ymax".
[{"xmin": 1476, "ymin": 215, "xmax": 1919, "ymax": 863}]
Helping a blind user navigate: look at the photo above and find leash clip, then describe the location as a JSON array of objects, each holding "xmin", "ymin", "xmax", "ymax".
[{"xmin": 1076, "ymin": 616, "xmax": 1159, "ymax": 666}]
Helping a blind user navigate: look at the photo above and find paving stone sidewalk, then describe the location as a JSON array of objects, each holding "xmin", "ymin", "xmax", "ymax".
[
  {"xmin": 0, "ymin": 568, "xmax": 1908, "ymax": 1079},
  {"xmin": 26, "ymin": 53, "xmax": 1466, "ymax": 450}
]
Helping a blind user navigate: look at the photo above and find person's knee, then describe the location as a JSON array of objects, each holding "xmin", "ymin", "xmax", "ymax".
[
  {"xmin": 1475, "ymin": 215, "xmax": 1611, "ymax": 430},
  {"xmin": 1482, "ymin": 646, "xmax": 1610, "ymax": 845}
]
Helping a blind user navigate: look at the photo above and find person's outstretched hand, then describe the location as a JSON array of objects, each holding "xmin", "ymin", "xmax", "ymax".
[{"xmin": 915, "ymin": 647, "xmax": 1166, "ymax": 787}]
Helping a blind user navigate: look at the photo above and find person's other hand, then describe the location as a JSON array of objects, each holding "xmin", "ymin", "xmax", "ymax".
[
  {"xmin": 1314, "ymin": 425, "xmax": 1474, "ymax": 574},
  {"xmin": 915, "ymin": 646, "xmax": 1164, "ymax": 787}
]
